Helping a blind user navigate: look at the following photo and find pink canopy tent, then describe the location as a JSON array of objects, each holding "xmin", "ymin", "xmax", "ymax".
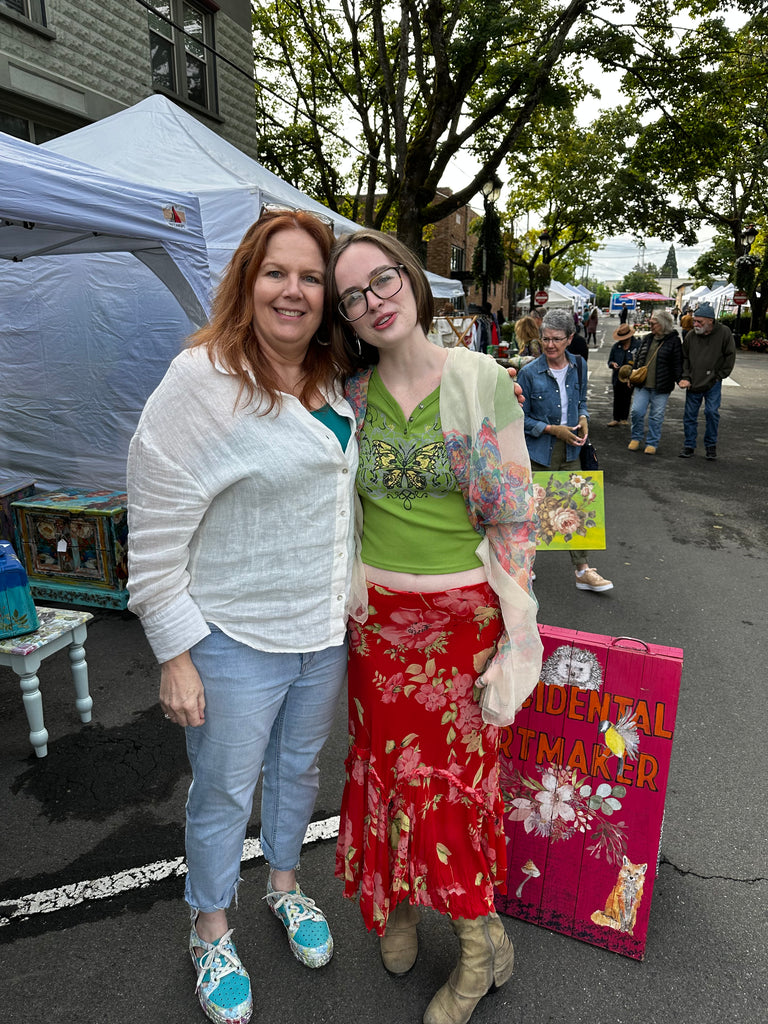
[{"xmin": 626, "ymin": 292, "xmax": 674, "ymax": 302}]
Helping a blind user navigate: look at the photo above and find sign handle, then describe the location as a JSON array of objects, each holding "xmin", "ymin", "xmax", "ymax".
[{"xmin": 610, "ymin": 636, "xmax": 650, "ymax": 651}]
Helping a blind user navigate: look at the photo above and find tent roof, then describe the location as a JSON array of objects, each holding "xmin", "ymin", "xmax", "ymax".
[
  {"xmin": 45, "ymin": 95, "xmax": 463, "ymax": 299},
  {"xmin": 0, "ymin": 131, "xmax": 212, "ymax": 322},
  {"xmin": 625, "ymin": 291, "xmax": 674, "ymax": 302},
  {"xmin": 571, "ymin": 283, "xmax": 595, "ymax": 298}
]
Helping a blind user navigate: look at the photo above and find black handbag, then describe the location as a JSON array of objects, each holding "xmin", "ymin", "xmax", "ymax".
[
  {"xmin": 575, "ymin": 357, "xmax": 599, "ymax": 470},
  {"xmin": 580, "ymin": 439, "xmax": 599, "ymax": 470}
]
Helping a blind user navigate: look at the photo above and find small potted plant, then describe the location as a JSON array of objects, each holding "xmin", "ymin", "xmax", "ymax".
[{"xmin": 741, "ymin": 330, "xmax": 768, "ymax": 352}]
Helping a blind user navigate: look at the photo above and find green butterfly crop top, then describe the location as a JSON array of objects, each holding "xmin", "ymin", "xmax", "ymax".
[{"xmin": 356, "ymin": 369, "xmax": 483, "ymax": 573}]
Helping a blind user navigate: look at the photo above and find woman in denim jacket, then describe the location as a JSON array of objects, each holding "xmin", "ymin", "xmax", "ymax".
[{"xmin": 517, "ymin": 308, "xmax": 613, "ymax": 593}]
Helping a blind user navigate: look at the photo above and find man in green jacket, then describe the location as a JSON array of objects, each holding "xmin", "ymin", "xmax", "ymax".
[{"xmin": 678, "ymin": 302, "xmax": 736, "ymax": 461}]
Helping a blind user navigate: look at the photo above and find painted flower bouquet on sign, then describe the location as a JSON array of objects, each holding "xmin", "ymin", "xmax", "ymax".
[
  {"xmin": 532, "ymin": 471, "xmax": 606, "ymax": 550},
  {"xmin": 502, "ymin": 762, "xmax": 629, "ymax": 865}
]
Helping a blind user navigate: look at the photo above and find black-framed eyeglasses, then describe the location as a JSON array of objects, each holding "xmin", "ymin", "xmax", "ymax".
[
  {"xmin": 259, "ymin": 202, "xmax": 334, "ymax": 227},
  {"xmin": 338, "ymin": 265, "xmax": 406, "ymax": 322}
]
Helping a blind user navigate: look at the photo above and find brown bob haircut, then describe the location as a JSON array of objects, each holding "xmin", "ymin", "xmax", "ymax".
[
  {"xmin": 326, "ymin": 229, "xmax": 434, "ymax": 367},
  {"xmin": 189, "ymin": 209, "xmax": 345, "ymax": 412}
]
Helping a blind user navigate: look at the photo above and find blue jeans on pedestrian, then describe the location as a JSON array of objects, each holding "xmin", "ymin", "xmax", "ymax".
[
  {"xmin": 184, "ymin": 625, "xmax": 347, "ymax": 914},
  {"xmin": 683, "ymin": 381, "xmax": 722, "ymax": 449},
  {"xmin": 630, "ymin": 387, "xmax": 671, "ymax": 448}
]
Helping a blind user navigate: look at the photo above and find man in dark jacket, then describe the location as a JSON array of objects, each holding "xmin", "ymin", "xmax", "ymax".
[
  {"xmin": 627, "ymin": 308, "xmax": 683, "ymax": 454},
  {"xmin": 678, "ymin": 302, "xmax": 736, "ymax": 460}
]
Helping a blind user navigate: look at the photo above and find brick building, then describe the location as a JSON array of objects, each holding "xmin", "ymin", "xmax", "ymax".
[
  {"xmin": 0, "ymin": 0, "xmax": 257, "ymax": 156},
  {"xmin": 425, "ymin": 188, "xmax": 510, "ymax": 312}
]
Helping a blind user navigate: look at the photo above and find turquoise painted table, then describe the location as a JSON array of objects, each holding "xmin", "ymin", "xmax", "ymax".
[{"xmin": 0, "ymin": 607, "xmax": 94, "ymax": 757}]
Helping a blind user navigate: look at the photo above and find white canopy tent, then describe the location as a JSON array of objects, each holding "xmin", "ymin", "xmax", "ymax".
[
  {"xmin": 0, "ymin": 133, "xmax": 217, "ymax": 491},
  {"xmin": 0, "ymin": 132, "xmax": 212, "ymax": 322},
  {"xmin": 46, "ymin": 96, "xmax": 462, "ymax": 300},
  {"xmin": 521, "ymin": 279, "xmax": 576, "ymax": 309},
  {"xmin": 680, "ymin": 283, "xmax": 711, "ymax": 307},
  {"xmin": 0, "ymin": 97, "xmax": 462, "ymax": 492},
  {"xmin": 698, "ymin": 283, "xmax": 735, "ymax": 315}
]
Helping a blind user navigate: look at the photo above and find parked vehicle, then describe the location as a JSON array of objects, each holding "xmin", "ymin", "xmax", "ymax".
[{"xmin": 609, "ymin": 293, "xmax": 637, "ymax": 316}]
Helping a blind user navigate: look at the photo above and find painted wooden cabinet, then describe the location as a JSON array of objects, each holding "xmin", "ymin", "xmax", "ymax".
[{"xmin": 12, "ymin": 489, "xmax": 129, "ymax": 609}]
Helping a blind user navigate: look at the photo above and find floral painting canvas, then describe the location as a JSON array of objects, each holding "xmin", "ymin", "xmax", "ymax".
[
  {"xmin": 495, "ymin": 625, "xmax": 683, "ymax": 960},
  {"xmin": 533, "ymin": 471, "xmax": 606, "ymax": 550}
]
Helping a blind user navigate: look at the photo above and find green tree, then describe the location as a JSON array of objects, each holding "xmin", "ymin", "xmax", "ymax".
[
  {"xmin": 617, "ymin": 264, "xmax": 661, "ymax": 294},
  {"xmin": 586, "ymin": 279, "xmax": 612, "ymax": 308},
  {"xmin": 687, "ymin": 230, "xmax": 739, "ymax": 287},
  {"xmin": 659, "ymin": 244, "xmax": 678, "ymax": 279},
  {"xmin": 250, "ymin": 0, "xmax": 669, "ymax": 252},
  {"xmin": 618, "ymin": 13, "xmax": 768, "ymax": 326},
  {"xmin": 501, "ymin": 106, "xmax": 638, "ymax": 308}
]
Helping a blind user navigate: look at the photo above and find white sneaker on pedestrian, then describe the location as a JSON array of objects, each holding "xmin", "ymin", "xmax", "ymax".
[{"xmin": 575, "ymin": 567, "xmax": 614, "ymax": 592}]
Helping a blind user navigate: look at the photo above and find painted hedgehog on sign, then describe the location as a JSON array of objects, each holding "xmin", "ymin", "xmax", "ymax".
[{"xmin": 540, "ymin": 645, "xmax": 603, "ymax": 691}]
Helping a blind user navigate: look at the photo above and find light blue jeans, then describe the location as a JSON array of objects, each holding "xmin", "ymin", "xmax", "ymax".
[
  {"xmin": 184, "ymin": 625, "xmax": 347, "ymax": 914},
  {"xmin": 630, "ymin": 387, "xmax": 671, "ymax": 448}
]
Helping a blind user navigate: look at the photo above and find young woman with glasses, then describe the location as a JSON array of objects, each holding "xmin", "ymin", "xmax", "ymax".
[{"xmin": 327, "ymin": 230, "xmax": 542, "ymax": 1024}]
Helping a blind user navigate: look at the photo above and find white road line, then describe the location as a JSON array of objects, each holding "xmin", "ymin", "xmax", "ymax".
[{"xmin": 0, "ymin": 815, "xmax": 340, "ymax": 927}]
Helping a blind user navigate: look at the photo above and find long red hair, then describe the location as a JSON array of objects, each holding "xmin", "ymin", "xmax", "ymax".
[{"xmin": 189, "ymin": 210, "xmax": 348, "ymax": 412}]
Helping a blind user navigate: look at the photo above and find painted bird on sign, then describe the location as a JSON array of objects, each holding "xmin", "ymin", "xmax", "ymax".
[{"xmin": 598, "ymin": 710, "xmax": 640, "ymax": 777}]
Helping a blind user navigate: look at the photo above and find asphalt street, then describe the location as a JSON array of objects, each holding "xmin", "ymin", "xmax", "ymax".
[{"xmin": 1, "ymin": 323, "xmax": 766, "ymax": 1024}]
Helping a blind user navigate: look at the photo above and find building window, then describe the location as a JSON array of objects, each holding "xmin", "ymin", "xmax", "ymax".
[
  {"xmin": 0, "ymin": 110, "xmax": 63, "ymax": 143},
  {"xmin": 451, "ymin": 245, "xmax": 465, "ymax": 273},
  {"xmin": 0, "ymin": 0, "xmax": 46, "ymax": 23},
  {"xmin": 148, "ymin": 1, "xmax": 217, "ymax": 113}
]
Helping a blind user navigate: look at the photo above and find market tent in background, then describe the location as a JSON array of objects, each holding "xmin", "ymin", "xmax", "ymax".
[
  {"xmin": 46, "ymin": 96, "xmax": 462, "ymax": 301},
  {"xmin": 694, "ymin": 283, "xmax": 736, "ymax": 316},
  {"xmin": 573, "ymin": 283, "xmax": 596, "ymax": 303},
  {"xmin": 0, "ymin": 133, "xmax": 213, "ymax": 492},
  {"xmin": 681, "ymin": 284, "xmax": 711, "ymax": 306},
  {"xmin": 0, "ymin": 96, "xmax": 463, "ymax": 494},
  {"xmin": 625, "ymin": 292, "xmax": 675, "ymax": 302},
  {"xmin": 521, "ymin": 279, "xmax": 577, "ymax": 310},
  {"xmin": 0, "ymin": 133, "xmax": 211, "ymax": 321}
]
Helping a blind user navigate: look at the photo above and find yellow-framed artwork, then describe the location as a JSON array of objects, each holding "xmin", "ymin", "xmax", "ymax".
[{"xmin": 533, "ymin": 471, "xmax": 606, "ymax": 550}]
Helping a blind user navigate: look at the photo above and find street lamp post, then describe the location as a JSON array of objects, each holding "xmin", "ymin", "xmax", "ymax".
[
  {"xmin": 539, "ymin": 229, "xmax": 551, "ymax": 265},
  {"xmin": 736, "ymin": 223, "xmax": 758, "ymax": 337},
  {"xmin": 480, "ymin": 175, "xmax": 503, "ymax": 307},
  {"xmin": 532, "ymin": 228, "xmax": 551, "ymax": 312}
]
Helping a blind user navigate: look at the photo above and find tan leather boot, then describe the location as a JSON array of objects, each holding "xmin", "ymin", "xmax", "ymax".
[
  {"xmin": 380, "ymin": 900, "xmax": 421, "ymax": 974},
  {"xmin": 423, "ymin": 912, "xmax": 514, "ymax": 1024}
]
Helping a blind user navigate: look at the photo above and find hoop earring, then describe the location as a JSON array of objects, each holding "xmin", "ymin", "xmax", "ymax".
[
  {"xmin": 315, "ymin": 334, "xmax": 331, "ymax": 347},
  {"xmin": 352, "ymin": 334, "xmax": 362, "ymax": 357}
]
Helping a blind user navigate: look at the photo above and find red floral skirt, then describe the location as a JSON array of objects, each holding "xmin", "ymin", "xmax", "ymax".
[{"xmin": 335, "ymin": 581, "xmax": 507, "ymax": 935}]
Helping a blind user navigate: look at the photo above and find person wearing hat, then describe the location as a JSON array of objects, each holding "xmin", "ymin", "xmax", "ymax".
[
  {"xmin": 627, "ymin": 307, "xmax": 683, "ymax": 454},
  {"xmin": 678, "ymin": 302, "xmax": 736, "ymax": 460},
  {"xmin": 607, "ymin": 324, "xmax": 637, "ymax": 426}
]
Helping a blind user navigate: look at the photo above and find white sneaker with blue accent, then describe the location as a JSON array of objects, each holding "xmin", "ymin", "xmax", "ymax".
[
  {"xmin": 265, "ymin": 878, "xmax": 333, "ymax": 968},
  {"xmin": 189, "ymin": 922, "xmax": 252, "ymax": 1024}
]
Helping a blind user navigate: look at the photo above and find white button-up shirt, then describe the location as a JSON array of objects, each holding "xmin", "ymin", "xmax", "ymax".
[{"xmin": 127, "ymin": 347, "xmax": 359, "ymax": 663}]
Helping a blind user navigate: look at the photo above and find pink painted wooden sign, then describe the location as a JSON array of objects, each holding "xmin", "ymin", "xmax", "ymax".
[{"xmin": 495, "ymin": 624, "xmax": 683, "ymax": 960}]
